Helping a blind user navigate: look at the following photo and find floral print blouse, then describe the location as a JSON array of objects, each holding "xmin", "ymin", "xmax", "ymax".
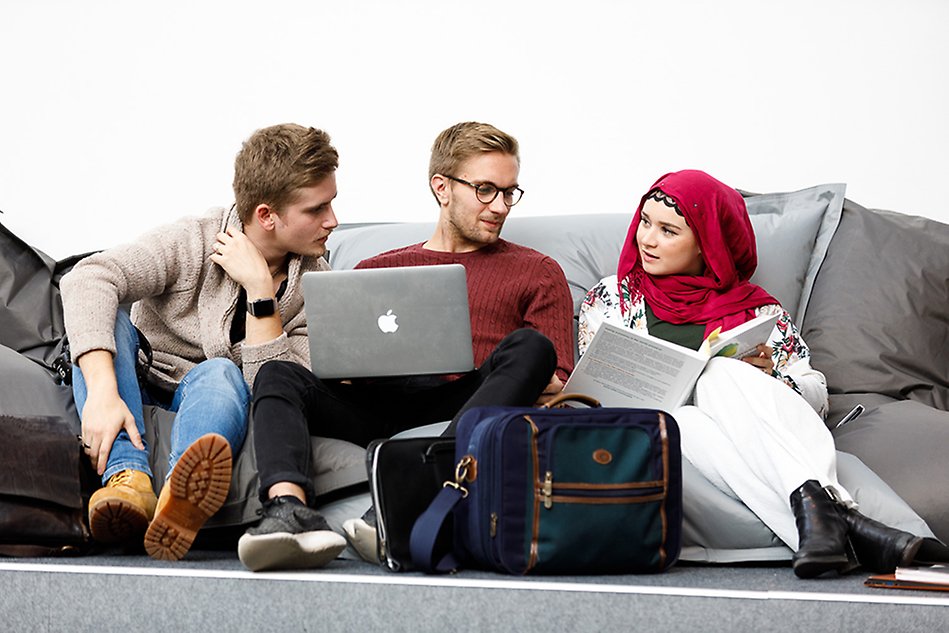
[{"xmin": 578, "ymin": 275, "xmax": 829, "ymax": 418}]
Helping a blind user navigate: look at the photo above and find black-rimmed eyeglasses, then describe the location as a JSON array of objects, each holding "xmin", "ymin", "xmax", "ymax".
[{"xmin": 444, "ymin": 175, "xmax": 524, "ymax": 207}]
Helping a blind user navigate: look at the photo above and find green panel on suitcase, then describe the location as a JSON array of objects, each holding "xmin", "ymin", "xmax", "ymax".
[{"xmin": 529, "ymin": 424, "xmax": 668, "ymax": 573}]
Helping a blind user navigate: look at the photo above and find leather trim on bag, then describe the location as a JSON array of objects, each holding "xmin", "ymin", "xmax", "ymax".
[
  {"xmin": 525, "ymin": 414, "xmax": 541, "ymax": 572},
  {"xmin": 658, "ymin": 411, "xmax": 669, "ymax": 568}
]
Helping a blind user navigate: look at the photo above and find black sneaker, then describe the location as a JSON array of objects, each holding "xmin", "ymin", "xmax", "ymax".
[{"xmin": 238, "ymin": 497, "xmax": 346, "ymax": 572}]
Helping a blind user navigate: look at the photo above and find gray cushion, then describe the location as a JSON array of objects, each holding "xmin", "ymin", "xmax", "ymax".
[
  {"xmin": 743, "ymin": 183, "xmax": 845, "ymax": 323},
  {"xmin": 143, "ymin": 406, "xmax": 368, "ymax": 529},
  {"xmin": 324, "ymin": 419, "xmax": 934, "ymax": 564},
  {"xmin": 834, "ymin": 400, "xmax": 949, "ymax": 543},
  {"xmin": 328, "ymin": 183, "xmax": 845, "ymax": 328},
  {"xmin": 326, "ymin": 216, "xmax": 629, "ymax": 316},
  {"xmin": 802, "ymin": 200, "xmax": 949, "ymax": 417},
  {"xmin": 680, "ymin": 449, "xmax": 933, "ymax": 563}
]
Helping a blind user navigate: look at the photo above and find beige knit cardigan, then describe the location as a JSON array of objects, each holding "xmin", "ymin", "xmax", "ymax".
[{"xmin": 60, "ymin": 206, "xmax": 330, "ymax": 391}]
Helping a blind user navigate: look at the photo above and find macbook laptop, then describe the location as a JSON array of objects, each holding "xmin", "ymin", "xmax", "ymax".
[{"xmin": 302, "ymin": 264, "xmax": 475, "ymax": 379}]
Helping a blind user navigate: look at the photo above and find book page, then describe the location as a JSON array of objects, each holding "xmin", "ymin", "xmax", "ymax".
[
  {"xmin": 895, "ymin": 564, "xmax": 949, "ymax": 584},
  {"xmin": 564, "ymin": 323, "xmax": 707, "ymax": 410}
]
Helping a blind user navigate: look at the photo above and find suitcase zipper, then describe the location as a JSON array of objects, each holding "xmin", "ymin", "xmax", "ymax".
[
  {"xmin": 542, "ymin": 471, "xmax": 553, "ymax": 509},
  {"xmin": 540, "ymin": 471, "xmax": 666, "ymax": 508},
  {"xmin": 466, "ymin": 414, "xmax": 506, "ymax": 570}
]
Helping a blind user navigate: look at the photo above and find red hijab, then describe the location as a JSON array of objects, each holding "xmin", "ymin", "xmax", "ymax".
[{"xmin": 617, "ymin": 170, "xmax": 777, "ymax": 337}]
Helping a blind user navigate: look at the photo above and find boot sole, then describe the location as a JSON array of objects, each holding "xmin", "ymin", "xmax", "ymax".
[
  {"xmin": 238, "ymin": 530, "xmax": 347, "ymax": 572},
  {"xmin": 89, "ymin": 498, "xmax": 151, "ymax": 545},
  {"xmin": 792, "ymin": 553, "xmax": 851, "ymax": 579},
  {"xmin": 144, "ymin": 434, "xmax": 232, "ymax": 561}
]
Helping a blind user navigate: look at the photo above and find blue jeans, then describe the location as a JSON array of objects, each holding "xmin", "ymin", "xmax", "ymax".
[{"xmin": 72, "ymin": 311, "xmax": 250, "ymax": 484}]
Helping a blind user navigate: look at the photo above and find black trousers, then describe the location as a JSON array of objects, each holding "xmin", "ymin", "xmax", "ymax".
[{"xmin": 251, "ymin": 328, "xmax": 557, "ymax": 503}]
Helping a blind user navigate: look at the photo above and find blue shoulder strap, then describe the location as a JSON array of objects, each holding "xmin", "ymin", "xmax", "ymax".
[{"xmin": 409, "ymin": 485, "xmax": 464, "ymax": 573}]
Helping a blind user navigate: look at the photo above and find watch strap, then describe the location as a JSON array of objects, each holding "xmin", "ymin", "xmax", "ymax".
[{"xmin": 246, "ymin": 297, "xmax": 276, "ymax": 317}]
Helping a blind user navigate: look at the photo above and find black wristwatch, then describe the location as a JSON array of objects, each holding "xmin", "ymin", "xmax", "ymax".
[{"xmin": 246, "ymin": 297, "xmax": 276, "ymax": 317}]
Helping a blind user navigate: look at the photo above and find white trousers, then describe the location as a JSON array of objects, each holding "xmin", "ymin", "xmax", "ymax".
[{"xmin": 674, "ymin": 357, "xmax": 853, "ymax": 550}]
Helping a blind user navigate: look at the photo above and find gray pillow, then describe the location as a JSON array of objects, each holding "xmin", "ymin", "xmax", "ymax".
[
  {"xmin": 327, "ymin": 215, "xmax": 629, "ymax": 318},
  {"xmin": 679, "ymin": 449, "xmax": 934, "ymax": 563},
  {"xmin": 316, "ymin": 416, "xmax": 936, "ymax": 564},
  {"xmin": 328, "ymin": 222, "xmax": 434, "ymax": 271},
  {"xmin": 327, "ymin": 185, "xmax": 845, "ymax": 327},
  {"xmin": 802, "ymin": 200, "xmax": 949, "ymax": 411},
  {"xmin": 144, "ymin": 406, "xmax": 368, "ymax": 528},
  {"xmin": 482, "ymin": 215, "xmax": 628, "ymax": 315},
  {"xmin": 743, "ymin": 183, "xmax": 845, "ymax": 323},
  {"xmin": 834, "ymin": 400, "xmax": 949, "ymax": 544}
]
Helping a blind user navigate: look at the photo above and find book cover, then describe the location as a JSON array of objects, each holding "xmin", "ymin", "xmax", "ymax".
[
  {"xmin": 865, "ymin": 573, "xmax": 949, "ymax": 592},
  {"xmin": 706, "ymin": 312, "xmax": 780, "ymax": 359}
]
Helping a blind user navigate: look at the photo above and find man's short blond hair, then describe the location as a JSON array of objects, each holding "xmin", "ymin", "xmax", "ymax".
[
  {"xmin": 233, "ymin": 124, "xmax": 339, "ymax": 223},
  {"xmin": 428, "ymin": 122, "xmax": 519, "ymax": 198}
]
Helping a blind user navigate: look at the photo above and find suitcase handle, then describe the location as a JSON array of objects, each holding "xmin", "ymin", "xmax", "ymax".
[{"xmin": 542, "ymin": 392, "xmax": 601, "ymax": 409}]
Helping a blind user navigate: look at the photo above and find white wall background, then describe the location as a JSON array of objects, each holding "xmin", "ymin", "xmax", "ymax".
[{"xmin": 2, "ymin": 0, "xmax": 947, "ymax": 260}]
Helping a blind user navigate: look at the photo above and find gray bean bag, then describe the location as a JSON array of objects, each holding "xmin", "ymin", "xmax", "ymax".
[
  {"xmin": 4, "ymin": 183, "xmax": 945, "ymax": 559},
  {"xmin": 801, "ymin": 199, "xmax": 949, "ymax": 542}
]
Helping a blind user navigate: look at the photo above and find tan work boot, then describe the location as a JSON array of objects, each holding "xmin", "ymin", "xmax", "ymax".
[
  {"xmin": 144, "ymin": 433, "xmax": 232, "ymax": 561},
  {"xmin": 88, "ymin": 469, "xmax": 158, "ymax": 545}
]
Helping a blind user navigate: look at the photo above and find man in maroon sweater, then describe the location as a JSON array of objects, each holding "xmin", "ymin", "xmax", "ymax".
[
  {"xmin": 238, "ymin": 122, "xmax": 574, "ymax": 572},
  {"xmin": 355, "ymin": 122, "xmax": 574, "ymax": 385}
]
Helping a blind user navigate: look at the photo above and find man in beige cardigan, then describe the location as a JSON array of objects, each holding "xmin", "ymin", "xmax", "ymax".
[{"xmin": 60, "ymin": 123, "xmax": 346, "ymax": 561}]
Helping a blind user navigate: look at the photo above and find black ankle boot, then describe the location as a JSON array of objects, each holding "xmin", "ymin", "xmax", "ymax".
[
  {"xmin": 916, "ymin": 538, "xmax": 949, "ymax": 564},
  {"xmin": 789, "ymin": 480, "xmax": 850, "ymax": 578},
  {"xmin": 839, "ymin": 508, "xmax": 949, "ymax": 573}
]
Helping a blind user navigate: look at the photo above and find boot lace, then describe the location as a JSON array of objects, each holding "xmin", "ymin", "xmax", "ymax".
[{"xmin": 109, "ymin": 470, "xmax": 135, "ymax": 487}]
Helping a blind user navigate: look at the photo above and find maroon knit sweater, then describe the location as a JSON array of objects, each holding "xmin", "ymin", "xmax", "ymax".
[{"xmin": 356, "ymin": 240, "xmax": 575, "ymax": 381}]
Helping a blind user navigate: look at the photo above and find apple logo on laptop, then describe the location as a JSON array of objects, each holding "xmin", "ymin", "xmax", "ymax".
[{"xmin": 377, "ymin": 309, "xmax": 399, "ymax": 333}]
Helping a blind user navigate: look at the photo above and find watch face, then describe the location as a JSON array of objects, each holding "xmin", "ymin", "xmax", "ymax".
[{"xmin": 248, "ymin": 298, "xmax": 276, "ymax": 317}]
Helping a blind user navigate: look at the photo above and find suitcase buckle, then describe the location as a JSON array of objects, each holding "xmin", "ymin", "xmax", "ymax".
[
  {"xmin": 443, "ymin": 481, "xmax": 469, "ymax": 498},
  {"xmin": 442, "ymin": 455, "xmax": 475, "ymax": 498}
]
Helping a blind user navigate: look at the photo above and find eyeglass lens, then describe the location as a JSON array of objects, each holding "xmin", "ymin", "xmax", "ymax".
[{"xmin": 475, "ymin": 183, "xmax": 522, "ymax": 206}]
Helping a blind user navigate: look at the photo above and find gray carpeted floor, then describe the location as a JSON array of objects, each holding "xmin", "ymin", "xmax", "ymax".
[{"xmin": 2, "ymin": 550, "xmax": 948, "ymax": 632}]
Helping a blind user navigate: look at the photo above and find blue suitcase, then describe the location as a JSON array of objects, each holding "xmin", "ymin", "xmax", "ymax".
[{"xmin": 411, "ymin": 394, "xmax": 682, "ymax": 574}]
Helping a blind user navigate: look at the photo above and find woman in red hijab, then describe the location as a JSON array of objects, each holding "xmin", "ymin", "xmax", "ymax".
[{"xmin": 579, "ymin": 170, "xmax": 944, "ymax": 578}]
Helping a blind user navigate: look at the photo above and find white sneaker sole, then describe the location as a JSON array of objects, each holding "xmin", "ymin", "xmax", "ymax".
[
  {"xmin": 342, "ymin": 518, "xmax": 380, "ymax": 565},
  {"xmin": 238, "ymin": 530, "xmax": 347, "ymax": 572}
]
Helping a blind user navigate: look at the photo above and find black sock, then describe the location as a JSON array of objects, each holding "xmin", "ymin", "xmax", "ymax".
[{"xmin": 275, "ymin": 495, "xmax": 306, "ymax": 507}]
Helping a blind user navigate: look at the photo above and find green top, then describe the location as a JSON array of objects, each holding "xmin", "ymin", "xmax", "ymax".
[{"xmin": 644, "ymin": 303, "xmax": 706, "ymax": 351}]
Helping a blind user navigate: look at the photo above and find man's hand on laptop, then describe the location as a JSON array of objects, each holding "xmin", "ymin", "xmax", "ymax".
[{"xmin": 535, "ymin": 373, "xmax": 564, "ymax": 406}]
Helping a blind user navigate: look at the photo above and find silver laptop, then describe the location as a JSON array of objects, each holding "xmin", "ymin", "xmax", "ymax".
[{"xmin": 302, "ymin": 264, "xmax": 475, "ymax": 379}]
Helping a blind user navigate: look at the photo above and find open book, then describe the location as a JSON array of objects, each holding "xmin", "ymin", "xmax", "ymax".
[
  {"xmin": 564, "ymin": 312, "xmax": 779, "ymax": 410},
  {"xmin": 866, "ymin": 565, "xmax": 949, "ymax": 592}
]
